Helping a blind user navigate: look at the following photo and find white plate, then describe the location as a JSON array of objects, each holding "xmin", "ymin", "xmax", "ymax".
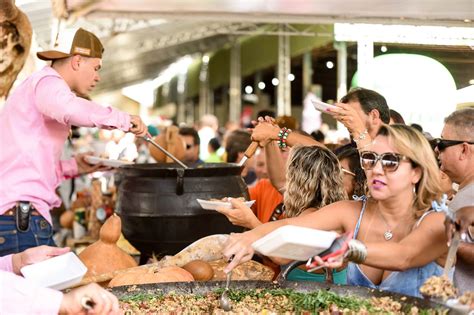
[
  {"xmin": 197, "ymin": 198, "xmax": 256, "ymax": 210},
  {"xmin": 445, "ymin": 299, "xmax": 471, "ymax": 313},
  {"xmin": 312, "ymin": 99, "xmax": 338, "ymax": 112},
  {"xmin": 20, "ymin": 252, "xmax": 87, "ymax": 290},
  {"xmin": 252, "ymin": 225, "xmax": 338, "ymax": 261},
  {"xmin": 84, "ymin": 155, "xmax": 133, "ymax": 168}
]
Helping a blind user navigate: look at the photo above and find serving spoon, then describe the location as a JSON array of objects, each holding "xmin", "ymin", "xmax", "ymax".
[{"xmin": 219, "ymin": 269, "xmax": 233, "ymax": 311}]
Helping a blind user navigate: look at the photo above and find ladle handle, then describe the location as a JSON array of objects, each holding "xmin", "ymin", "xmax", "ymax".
[
  {"xmin": 244, "ymin": 142, "xmax": 259, "ymax": 159},
  {"xmin": 143, "ymin": 134, "xmax": 189, "ymax": 169}
]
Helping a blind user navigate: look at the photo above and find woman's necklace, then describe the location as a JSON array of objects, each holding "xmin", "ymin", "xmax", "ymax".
[{"xmin": 378, "ymin": 211, "xmax": 394, "ymax": 241}]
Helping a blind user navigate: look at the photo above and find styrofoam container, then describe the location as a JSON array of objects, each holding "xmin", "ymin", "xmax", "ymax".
[
  {"xmin": 84, "ymin": 155, "xmax": 133, "ymax": 168},
  {"xmin": 197, "ymin": 198, "xmax": 255, "ymax": 210},
  {"xmin": 252, "ymin": 225, "xmax": 338, "ymax": 261},
  {"xmin": 20, "ymin": 252, "xmax": 87, "ymax": 290}
]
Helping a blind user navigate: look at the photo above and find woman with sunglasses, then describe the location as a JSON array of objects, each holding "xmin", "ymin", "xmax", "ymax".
[{"xmin": 223, "ymin": 124, "xmax": 447, "ymax": 298}]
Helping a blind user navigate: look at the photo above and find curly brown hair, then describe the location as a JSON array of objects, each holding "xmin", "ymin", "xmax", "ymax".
[{"xmin": 284, "ymin": 145, "xmax": 347, "ymax": 218}]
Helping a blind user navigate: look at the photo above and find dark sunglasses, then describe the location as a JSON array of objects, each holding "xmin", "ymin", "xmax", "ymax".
[
  {"xmin": 360, "ymin": 151, "xmax": 410, "ymax": 172},
  {"xmin": 430, "ymin": 138, "xmax": 474, "ymax": 152}
]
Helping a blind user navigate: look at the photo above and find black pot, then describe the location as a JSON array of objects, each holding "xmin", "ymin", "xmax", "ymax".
[{"xmin": 115, "ymin": 163, "xmax": 247, "ymax": 262}]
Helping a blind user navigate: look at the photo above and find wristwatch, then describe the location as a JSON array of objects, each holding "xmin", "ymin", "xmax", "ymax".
[{"xmin": 353, "ymin": 129, "xmax": 368, "ymax": 144}]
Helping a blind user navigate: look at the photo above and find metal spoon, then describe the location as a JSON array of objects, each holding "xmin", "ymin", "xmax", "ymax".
[{"xmin": 219, "ymin": 270, "xmax": 233, "ymax": 311}]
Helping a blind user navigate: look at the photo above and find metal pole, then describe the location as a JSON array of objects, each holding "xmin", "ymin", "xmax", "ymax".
[
  {"xmin": 229, "ymin": 41, "xmax": 242, "ymax": 123},
  {"xmin": 199, "ymin": 54, "xmax": 210, "ymax": 119},
  {"xmin": 277, "ymin": 25, "xmax": 291, "ymax": 116},
  {"xmin": 177, "ymin": 69, "xmax": 187, "ymax": 124},
  {"xmin": 357, "ymin": 40, "xmax": 374, "ymax": 89},
  {"xmin": 335, "ymin": 41, "xmax": 348, "ymax": 101},
  {"xmin": 302, "ymin": 51, "xmax": 313, "ymax": 96}
]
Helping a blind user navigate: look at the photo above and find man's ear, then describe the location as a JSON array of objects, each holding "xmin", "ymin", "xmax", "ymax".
[
  {"xmin": 460, "ymin": 142, "xmax": 473, "ymax": 161},
  {"xmin": 70, "ymin": 55, "xmax": 81, "ymax": 71},
  {"xmin": 368, "ymin": 109, "xmax": 382, "ymax": 130}
]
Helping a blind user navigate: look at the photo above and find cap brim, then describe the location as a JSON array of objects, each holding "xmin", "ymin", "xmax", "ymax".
[{"xmin": 37, "ymin": 50, "xmax": 71, "ymax": 61}]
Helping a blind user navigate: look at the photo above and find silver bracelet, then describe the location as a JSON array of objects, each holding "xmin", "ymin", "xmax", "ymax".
[
  {"xmin": 353, "ymin": 129, "xmax": 368, "ymax": 144},
  {"xmin": 344, "ymin": 239, "xmax": 367, "ymax": 264}
]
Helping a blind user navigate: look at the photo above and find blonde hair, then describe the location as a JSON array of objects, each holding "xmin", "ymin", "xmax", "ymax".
[
  {"xmin": 284, "ymin": 146, "xmax": 347, "ymax": 218},
  {"xmin": 377, "ymin": 124, "xmax": 442, "ymax": 215}
]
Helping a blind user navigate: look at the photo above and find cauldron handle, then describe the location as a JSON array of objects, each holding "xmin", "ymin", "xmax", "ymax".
[
  {"xmin": 275, "ymin": 260, "xmax": 306, "ymax": 282},
  {"xmin": 176, "ymin": 168, "xmax": 185, "ymax": 195}
]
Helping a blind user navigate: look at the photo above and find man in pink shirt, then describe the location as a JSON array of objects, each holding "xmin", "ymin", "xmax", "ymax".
[
  {"xmin": 0, "ymin": 28, "xmax": 147, "ymax": 256},
  {"xmin": 0, "ymin": 245, "xmax": 120, "ymax": 314}
]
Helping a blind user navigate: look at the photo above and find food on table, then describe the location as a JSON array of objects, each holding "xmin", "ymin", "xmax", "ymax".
[
  {"xmin": 79, "ymin": 214, "xmax": 137, "ymax": 278},
  {"xmin": 458, "ymin": 291, "xmax": 474, "ymax": 309},
  {"xmin": 182, "ymin": 260, "xmax": 214, "ymax": 281},
  {"xmin": 420, "ymin": 276, "xmax": 457, "ymax": 300},
  {"xmin": 119, "ymin": 288, "xmax": 443, "ymax": 314},
  {"xmin": 109, "ymin": 266, "xmax": 194, "ymax": 288},
  {"xmin": 208, "ymin": 259, "xmax": 274, "ymax": 281}
]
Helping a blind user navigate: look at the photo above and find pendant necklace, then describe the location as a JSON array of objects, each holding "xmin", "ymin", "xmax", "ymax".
[{"xmin": 378, "ymin": 211, "xmax": 394, "ymax": 241}]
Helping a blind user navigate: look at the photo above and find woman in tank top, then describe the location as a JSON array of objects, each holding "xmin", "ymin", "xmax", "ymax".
[{"xmin": 223, "ymin": 124, "xmax": 448, "ymax": 298}]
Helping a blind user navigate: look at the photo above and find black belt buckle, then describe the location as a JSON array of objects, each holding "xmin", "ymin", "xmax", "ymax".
[{"xmin": 15, "ymin": 201, "xmax": 31, "ymax": 232}]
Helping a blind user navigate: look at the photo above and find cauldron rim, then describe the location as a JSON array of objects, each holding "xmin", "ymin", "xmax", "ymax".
[{"xmin": 118, "ymin": 163, "xmax": 243, "ymax": 177}]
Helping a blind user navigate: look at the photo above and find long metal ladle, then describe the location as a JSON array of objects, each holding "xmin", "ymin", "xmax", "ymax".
[{"xmin": 143, "ymin": 134, "xmax": 188, "ymax": 169}]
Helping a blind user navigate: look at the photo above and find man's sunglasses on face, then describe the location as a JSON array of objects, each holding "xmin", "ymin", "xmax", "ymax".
[{"xmin": 430, "ymin": 138, "xmax": 474, "ymax": 152}]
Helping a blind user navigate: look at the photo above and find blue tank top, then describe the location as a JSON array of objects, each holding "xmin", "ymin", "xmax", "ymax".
[{"xmin": 347, "ymin": 198, "xmax": 443, "ymax": 298}]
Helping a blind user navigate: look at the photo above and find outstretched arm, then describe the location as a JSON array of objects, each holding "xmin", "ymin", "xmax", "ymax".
[{"xmin": 364, "ymin": 212, "xmax": 447, "ymax": 270}]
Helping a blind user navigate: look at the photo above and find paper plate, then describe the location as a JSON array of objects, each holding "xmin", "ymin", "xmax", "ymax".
[
  {"xmin": 197, "ymin": 198, "xmax": 255, "ymax": 210},
  {"xmin": 20, "ymin": 252, "xmax": 87, "ymax": 290},
  {"xmin": 252, "ymin": 225, "xmax": 338, "ymax": 261},
  {"xmin": 84, "ymin": 155, "xmax": 133, "ymax": 168}
]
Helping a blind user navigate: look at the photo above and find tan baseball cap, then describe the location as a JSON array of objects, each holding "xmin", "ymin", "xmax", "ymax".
[{"xmin": 37, "ymin": 28, "xmax": 104, "ymax": 61}]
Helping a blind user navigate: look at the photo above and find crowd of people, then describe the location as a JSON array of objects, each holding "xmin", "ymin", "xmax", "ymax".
[
  {"xmin": 222, "ymin": 97, "xmax": 474, "ymax": 298},
  {"xmin": 0, "ymin": 26, "xmax": 472, "ymax": 313}
]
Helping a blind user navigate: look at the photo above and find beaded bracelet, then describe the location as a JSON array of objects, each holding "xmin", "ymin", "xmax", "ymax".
[{"xmin": 277, "ymin": 127, "xmax": 291, "ymax": 149}]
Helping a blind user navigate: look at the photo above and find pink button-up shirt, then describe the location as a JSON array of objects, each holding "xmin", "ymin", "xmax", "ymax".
[
  {"xmin": 0, "ymin": 66, "xmax": 131, "ymax": 224},
  {"xmin": 0, "ymin": 255, "xmax": 63, "ymax": 314}
]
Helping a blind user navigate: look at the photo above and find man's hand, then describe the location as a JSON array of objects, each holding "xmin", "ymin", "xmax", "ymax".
[
  {"xmin": 75, "ymin": 152, "xmax": 111, "ymax": 175},
  {"xmin": 12, "ymin": 246, "xmax": 70, "ymax": 275},
  {"xmin": 215, "ymin": 198, "xmax": 261, "ymax": 229},
  {"xmin": 326, "ymin": 102, "xmax": 366, "ymax": 136},
  {"xmin": 129, "ymin": 115, "xmax": 148, "ymax": 137},
  {"xmin": 60, "ymin": 283, "xmax": 120, "ymax": 315},
  {"xmin": 446, "ymin": 206, "xmax": 474, "ymax": 244}
]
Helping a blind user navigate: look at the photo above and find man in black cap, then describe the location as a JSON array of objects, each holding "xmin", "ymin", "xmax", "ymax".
[{"xmin": 0, "ymin": 28, "xmax": 147, "ymax": 256}]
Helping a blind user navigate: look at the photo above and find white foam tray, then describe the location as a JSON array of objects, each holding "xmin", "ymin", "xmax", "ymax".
[
  {"xmin": 21, "ymin": 252, "xmax": 87, "ymax": 290},
  {"xmin": 197, "ymin": 199, "xmax": 255, "ymax": 210},
  {"xmin": 252, "ymin": 225, "xmax": 338, "ymax": 261},
  {"xmin": 84, "ymin": 155, "xmax": 133, "ymax": 168}
]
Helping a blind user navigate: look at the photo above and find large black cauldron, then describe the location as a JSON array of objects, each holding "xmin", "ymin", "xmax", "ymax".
[{"xmin": 115, "ymin": 163, "xmax": 246, "ymax": 262}]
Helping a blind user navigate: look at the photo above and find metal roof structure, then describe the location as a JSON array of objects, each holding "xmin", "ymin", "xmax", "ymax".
[{"xmin": 17, "ymin": 0, "xmax": 474, "ymax": 94}]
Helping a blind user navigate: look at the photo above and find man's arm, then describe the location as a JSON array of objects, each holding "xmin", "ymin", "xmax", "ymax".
[{"xmin": 35, "ymin": 76, "xmax": 131, "ymax": 131}]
